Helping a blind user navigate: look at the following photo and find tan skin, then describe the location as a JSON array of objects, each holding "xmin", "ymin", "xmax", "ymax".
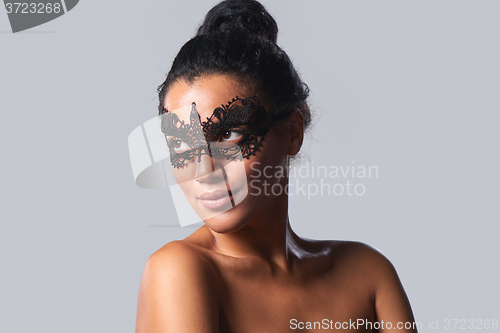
[{"xmin": 135, "ymin": 75, "xmax": 417, "ymax": 333}]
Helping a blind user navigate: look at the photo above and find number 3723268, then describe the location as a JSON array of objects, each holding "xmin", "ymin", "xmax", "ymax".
[
  {"xmin": 5, "ymin": 3, "xmax": 62, "ymax": 14},
  {"xmin": 444, "ymin": 319, "xmax": 498, "ymax": 330}
]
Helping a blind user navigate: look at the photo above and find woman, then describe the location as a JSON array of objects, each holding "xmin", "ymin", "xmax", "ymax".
[{"xmin": 135, "ymin": 0, "xmax": 417, "ymax": 332}]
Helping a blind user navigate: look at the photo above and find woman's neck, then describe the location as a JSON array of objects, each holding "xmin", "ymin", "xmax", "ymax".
[{"xmin": 206, "ymin": 195, "xmax": 302, "ymax": 273}]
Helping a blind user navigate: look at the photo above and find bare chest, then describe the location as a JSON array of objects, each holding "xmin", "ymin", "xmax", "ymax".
[{"xmin": 217, "ymin": 271, "xmax": 375, "ymax": 333}]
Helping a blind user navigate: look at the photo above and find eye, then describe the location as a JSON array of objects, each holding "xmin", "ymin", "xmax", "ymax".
[
  {"xmin": 220, "ymin": 130, "xmax": 243, "ymax": 142},
  {"xmin": 171, "ymin": 139, "xmax": 181, "ymax": 148},
  {"xmin": 168, "ymin": 138, "xmax": 190, "ymax": 153}
]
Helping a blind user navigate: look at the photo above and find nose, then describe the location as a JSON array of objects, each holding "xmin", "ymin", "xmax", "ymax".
[{"xmin": 194, "ymin": 152, "xmax": 215, "ymax": 180}]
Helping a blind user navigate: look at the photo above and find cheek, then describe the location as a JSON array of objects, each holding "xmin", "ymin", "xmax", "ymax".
[
  {"xmin": 171, "ymin": 160, "xmax": 205, "ymax": 184},
  {"xmin": 172, "ymin": 164, "xmax": 191, "ymax": 183},
  {"xmin": 177, "ymin": 179, "xmax": 194, "ymax": 200},
  {"xmin": 250, "ymin": 130, "xmax": 289, "ymax": 171},
  {"xmin": 243, "ymin": 139, "xmax": 289, "ymax": 194},
  {"xmin": 221, "ymin": 159, "xmax": 247, "ymax": 190},
  {"xmin": 171, "ymin": 165, "xmax": 198, "ymax": 199}
]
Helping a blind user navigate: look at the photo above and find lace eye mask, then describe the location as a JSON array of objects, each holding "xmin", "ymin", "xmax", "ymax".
[{"xmin": 160, "ymin": 96, "xmax": 288, "ymax": 168}]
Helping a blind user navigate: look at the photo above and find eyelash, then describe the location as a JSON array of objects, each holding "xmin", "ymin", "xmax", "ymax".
[
  {"xmin": 167, "ymin": 129, "xmax": 244, "ymax": 147},
  {"xmin": 217, "ymin": 128, "xmax": 244, "ymax": 140},
  {"xmin": 166, "ymin": 138, "xmax": 188, "ymax": 151}
]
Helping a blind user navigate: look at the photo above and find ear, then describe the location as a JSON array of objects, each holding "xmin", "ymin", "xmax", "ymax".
[{"xmin": 287, "ymin": 110, "xmax": 304, "ymax": 156}]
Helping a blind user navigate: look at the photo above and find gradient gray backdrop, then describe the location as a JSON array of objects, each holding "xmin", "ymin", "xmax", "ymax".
[{"xmin": 1, "ymin": 0, "xmax": 498, "ymax": 332}]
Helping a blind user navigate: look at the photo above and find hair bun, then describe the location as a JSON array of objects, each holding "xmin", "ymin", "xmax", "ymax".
[{"xmin": 196, "ymin": 0, "xmax": 278, "ymax": 43}]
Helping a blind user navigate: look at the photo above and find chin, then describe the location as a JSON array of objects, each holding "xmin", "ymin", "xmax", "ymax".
[{"xmin": 202, "ymin": 202, "xmax": 254, "ymax": 234}]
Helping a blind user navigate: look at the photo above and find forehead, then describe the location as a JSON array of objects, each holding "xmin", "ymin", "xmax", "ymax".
[{"xmin": 163, "ymin": 75, "xmax": 251, "ymax": 118}]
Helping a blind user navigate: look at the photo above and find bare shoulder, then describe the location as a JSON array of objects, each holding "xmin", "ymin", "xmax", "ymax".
[
  {"xmin": 135, "ymin": 240, "xmax": 220, "ymax": 333},
  {"xmin": 326, "ymin": 240, "xmax": 417, "ymax": 332},
  {"xmin": 326, "ymin": 240, "xmax": 406, "ymax": 292},
  {"xmin": 148, "ymin": 239, "xmax": 216, "ymax": 273},
  {"xmin": 329, "ymin": 240, "xmax": 396, "ymax": 272}
]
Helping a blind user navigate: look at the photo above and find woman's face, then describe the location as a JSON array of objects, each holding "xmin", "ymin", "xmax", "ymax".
[{"xmin": 163, "ymin": 74, "xmax": 292, "ymax": 233}]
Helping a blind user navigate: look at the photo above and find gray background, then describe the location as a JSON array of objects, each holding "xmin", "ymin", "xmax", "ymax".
[{"xmin": 1, "ymin": 0, "xmax": 498, "ymax": 332}]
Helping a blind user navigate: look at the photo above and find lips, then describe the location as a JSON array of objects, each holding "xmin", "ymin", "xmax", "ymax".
[
  {"xmin": 199, "ymin": 190, "xmax": 229, "ymax": 200},
  {"xmin": 198, "ymin": 189, "xmax": 232, "ymax": 209}
]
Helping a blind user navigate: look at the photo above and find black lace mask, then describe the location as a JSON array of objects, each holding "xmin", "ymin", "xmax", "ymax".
[{"xmin": 160, "ymin": 96, "xmax": 287, "ymax": 168}]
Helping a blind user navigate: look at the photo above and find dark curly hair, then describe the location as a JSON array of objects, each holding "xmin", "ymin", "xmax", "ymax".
[{"xmin": 157, "ymin": 0, "xmax": 311, "ymax": 130}]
